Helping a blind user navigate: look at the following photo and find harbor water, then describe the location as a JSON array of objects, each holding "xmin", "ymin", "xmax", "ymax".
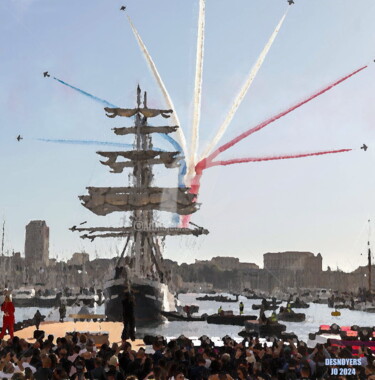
[{"xmin": 12, "ymin": 293, "xmax": 373, "ymax": 342}]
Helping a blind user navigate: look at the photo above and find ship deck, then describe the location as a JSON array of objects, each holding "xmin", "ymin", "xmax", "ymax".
[{"xmin": 12, "ymin": 321, "xmax": 145, "ymax": 347}]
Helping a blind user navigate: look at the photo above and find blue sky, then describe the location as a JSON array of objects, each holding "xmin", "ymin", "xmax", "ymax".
[{"xmin": 1, "ymin": 0, "xmax": 375, "ymax": 271}]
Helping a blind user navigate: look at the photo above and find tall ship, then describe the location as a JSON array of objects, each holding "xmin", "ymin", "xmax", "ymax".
[{"xmin": 71, "ymin": 87, "xmax": 208, "ymax": 326}]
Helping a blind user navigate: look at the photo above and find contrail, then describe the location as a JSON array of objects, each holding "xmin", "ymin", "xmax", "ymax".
[
  {"xmin": 208, "ymin": 148, "xmax": 352, "ymax": 168},
  {"xmin": 39, "ymin": 137, "xmax": 185, "ymax": 184},
  {"xmin": 39, "ymin": 138, "xmax": 183, "ymax": 225},
  {"xmin": 161, "ymin": 134, "xmax": 187, "ymax": 187},
  {"xmin": 127, "ymin": 15, "xmax": 188, "ymax": 158},
  {"xmin": 188, "ymin": 0, "xmax": 206, "ymax": 177},
  {"xmin": 51, "ymin": 77, "xmax": 187, "ymax": 185},
  {"xmin": 201, "ymin": 9, "xmax": 288, "ymax": 160},
  {"xmin": 201, "ymin": 65, "xmax": 367, "ymax": 166},
  {"xmin": 181, "ymin": 147, "xmax": 353, "ymax": 228},
  {"xmin": 37, "ymin": 138, "xmax": 135, "ymax": 149},
  {"xmin": 53, "ymin": 77, "xmax": 117, "ymax": 108}
]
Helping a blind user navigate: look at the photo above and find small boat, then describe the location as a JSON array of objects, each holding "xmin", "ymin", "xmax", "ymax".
[
  {"xmin": 239, "ymin": 320, "xmax": 287, "ymax": 338},
  {"xmin": 290, "ymin": 301, "xmax": 310, "ymax": 309},
  {"xmin": 307, "ymin": 324, "xmax": 375, "ymax": 351},
  {"xmin": 161, "ymin": 311, "xmax": 207, "ymax": 322},
  {"xmin": 245, "ymin": 294, "xmax": 262, "ymax": 300},
  {"xmin": 252, "ymin": 304, "xmax": 278, "ymax": 311},
  {"xmin": 196, "ymin": 294, "xmax": 239, "ymax": 302},
  {"xmin": 206, "ymin": 313, "xmax": 257, "ymax": 326},
  {"xmin": 12, "ymin": 287, "xmax": 36, "ymax": 307},
  {"xmin": 277, "ymin": 312, "xmax": 305, "ymax": 322}
]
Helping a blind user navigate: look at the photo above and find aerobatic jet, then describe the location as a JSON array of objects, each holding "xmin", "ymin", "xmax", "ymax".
[
  {"xmin": 43, "ymin": 71, "xmax": 50, "ymax": 78},
  {"xmin": 120, "ymin": 6, "xmax": 126, "ymax": 11},
  {"xmin": 361, "ymin": 144, "xmax": 368, "ymax": 151},
  {"xmin": 16, "ymin": 135, "xmax": 23, "ymax": 141},
  {"xmin": 288, "ymin": 0, "xmax": 295, "ymax": 4}
]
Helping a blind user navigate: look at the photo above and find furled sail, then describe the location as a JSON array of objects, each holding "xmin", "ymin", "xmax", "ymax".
[
  {"xmin": 104, "ymin": 107, "xmax": 173, "ymax": 119},
  {"xmin": 97, "ymin": 150, "xmax": 182, "ymax": 172},
  {"xmin": 113, "ymin": 126, "xmax": 178, "ymax": 135},
  {"xmin": 79, "ymin": 187, "xmax": 199, "ymax": 215}
]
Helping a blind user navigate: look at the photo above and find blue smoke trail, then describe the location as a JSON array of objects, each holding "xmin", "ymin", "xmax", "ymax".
[
  {"xmin": 39, "ymin": 137, "xmax": 183, "ymax": 225},
  {"xmin": 52, "ymin": 77, "xmax": 187, "ymax": 188},
  {"xmin": 38, "ymin": 138, "xmax": 136, "ymax": 149},
  {"xmin": 53, "ymin": 77, "xmax": 117, "ymax": 108}
]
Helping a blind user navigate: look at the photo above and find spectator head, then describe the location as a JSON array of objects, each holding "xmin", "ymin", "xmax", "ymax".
[
  {"xmin": 12, "ymin": 337, "xmax": 20, "ymax": 345},
  {"xmin": 94, "ymin": 358, "xmax": 102, "ymax": 368},
  {"xmin": 58, "ymin": 349, "xmax": 67, "ymax": 360},
  {"xmin": 48, "ymin": 353, "xmax": 57, "ymax": 369},
  {"xmin": 79, "ymin": 335, "xmax": 87, "ymax": 345},
  {"xmin": 173, "ymin": 370, "xmax": 185, "ymax": 380},
  {"xmin": 24, "ymin": 367, "xmax": 34, "ymax": 380},
  {"xmin": 108, "ymin": 355, "xmax": 119, "ymax": 368},
  {"xmin": 11, "ymin": 374, "xmax": 25, "ymax": 380},
  {"xmin": 112, "ymin": 343, "xmax": 119, "ymax": 352},
  {"xmin": 86, "ymin": 339, "xmax": 95, "ymax": 352},
  {"xmin": 197, "ymin": 356, "xmax": 206, "ymax": 366},
  {"xmin": 52, "ymin": 367, "xmax": 68, "ymax": 380},
  {"xmin": 153, "ymin": 341, "xmax": 163, "ymax": 351},
  {"xmin": 107, "ymin": 369, "xmax": 117, "ymax": 380},
  {"xmin": 221, "ymin": 353, "xmax": 231, "ymax": 364},
  {"xmin": 74, "ymin": 359, "xmax": 85, "ymax": 373}
]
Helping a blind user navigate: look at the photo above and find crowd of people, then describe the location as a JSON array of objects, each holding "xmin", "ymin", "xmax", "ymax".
[
  {"xmin": 0, "ymin": 331, "xmax": 373, "ymax": 380},
  {"xmin": 1, "ymin": 292, "xmax": 374, "ymax": 380}
]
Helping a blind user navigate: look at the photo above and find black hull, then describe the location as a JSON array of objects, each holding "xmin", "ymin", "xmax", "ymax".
[
  {"xmin": 290, "ymin": 303, "xmax": 310, "ymax": 309},
  {"xmin": 161, "ymin": 311, "xmax": 206, "ymax": 322},
  {"xmin": 244, "ymin": 321, "xmax": 287, "ymax": 338},
  {"xmin": 104, "ymin": 280, "xmax": 172, "ymax": 327},
  {"xmin": 206, "ymin": 314, "xmax": 257, "ymax": 326},
  {"xmin": 278, "ymin": 313, "xmax": 306, "ymax": 322},
  {"xmin": 196, "ymin": 296, "xmax": 238, "ymax": 302},
  {"xmin": 252, "ymin": 304, "xmax": 278, "ymax": 311},
  {"xmin": 13, "ymin": 297, "xmax": 59, "ymax": 308}
]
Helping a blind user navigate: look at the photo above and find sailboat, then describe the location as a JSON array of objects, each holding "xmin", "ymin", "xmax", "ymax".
[{"xmin": 71, "ymin": 87, "xmax": 208, "ymax": 325}]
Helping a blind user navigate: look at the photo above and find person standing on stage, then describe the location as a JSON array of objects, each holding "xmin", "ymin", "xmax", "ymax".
[
  {"xmin": 121, "ymin": 290, "xmax": 135, "ymax": 341},
  {"xmin": 0, "ymin": 294, "xmax": 15, "ymax": 339}
]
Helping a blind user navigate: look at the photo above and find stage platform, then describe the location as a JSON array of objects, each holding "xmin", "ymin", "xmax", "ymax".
[{"xmin": 11, "ymin": 321, "xmax": 145, "ymax": 347}]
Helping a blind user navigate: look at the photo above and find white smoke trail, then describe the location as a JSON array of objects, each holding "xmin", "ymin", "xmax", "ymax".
[
  {"xmin": 188, "ymin": 0, "xmax": 206, "ymax": 179},
  {"xmin": 127, "ymin": 15, "xmax": 188, "ymax": 158},
  {"xmin": 200, "ymin": 9, "xmax": 288, "ymax": 160}
]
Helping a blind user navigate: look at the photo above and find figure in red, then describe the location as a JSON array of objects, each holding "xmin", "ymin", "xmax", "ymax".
[{"xmin": 0, "ymin": 295, "xmax": 15, "ymax": 339}]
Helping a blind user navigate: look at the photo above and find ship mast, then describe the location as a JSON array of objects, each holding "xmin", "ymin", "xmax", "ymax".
[
  {"xmin": 71, "ymin": 87, "xmax": 208, "ymax": 284},
  {"xmin": 368, "ymin": 220, "xmax": 372, "ymax": 293},
  {"xmin": 367, "ymin": 219, "xmax": 372, "ymax": 295},
  {"xmin": 368, "ymin": 241, "xmax": 372, "ymax": 293},
  {"xmin": 1, "ymin": 220, "xmax": 4, "ymax": 257}
]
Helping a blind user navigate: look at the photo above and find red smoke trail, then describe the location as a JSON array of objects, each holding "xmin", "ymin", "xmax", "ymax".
[
  {"xmin": 200, "ymin": 65, "xmax": 367, "ymax": 168},
  {"xmin": 207, "ymin": 148, "xmax": 352, "ymax": 168},
  {"xmin": 181, "ymin": 148, "xmax": 352, "ymax": 227},
  {"xmin": 183, "ymin": 65, "xmax": 367, "ymax": 227}
]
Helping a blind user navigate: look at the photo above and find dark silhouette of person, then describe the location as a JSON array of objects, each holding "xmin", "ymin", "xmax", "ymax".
[
  {"xmin": 59, "ymin": 304, "xmax": 66, "ymax": 323},
  {"xmin": 121, "ymin": 290, "xmax": 135, "ymax": 341},
  {"xmin": 33, "ymin": 310, "xmax": 43, "ymax": 330}
]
